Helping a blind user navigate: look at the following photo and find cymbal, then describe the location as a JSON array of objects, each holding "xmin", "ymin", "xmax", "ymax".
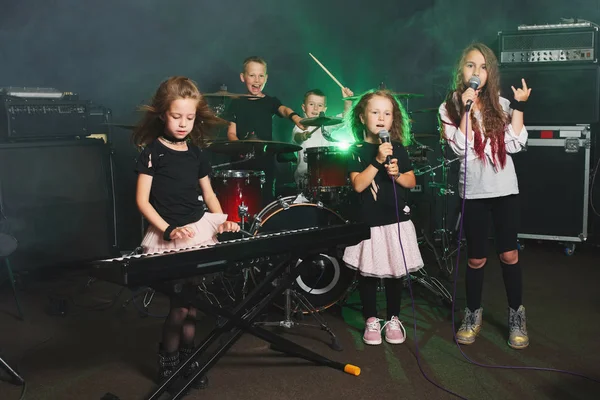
[
  {"xmin": 409, "ymin": 107, "xmax": 438, "ymax": 114},
  {"xmin": 300, "ymin": 115, "xmax": 343, "ymax": 127},
  {"xmin": 342, "ymin": 92, "xmax": 424, "ymax": 101},
  {"xmin": 207, "ymin": 139, "xmax": 301, "ymax": 155},
  {"xmin": 203, "ymin": 90, "xmax": 260, "ymax": 99}
]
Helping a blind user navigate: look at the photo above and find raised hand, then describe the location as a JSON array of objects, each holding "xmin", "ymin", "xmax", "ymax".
[{"xmin": 511, "ymin": 78, "xmax": 532, "ymax": 102}]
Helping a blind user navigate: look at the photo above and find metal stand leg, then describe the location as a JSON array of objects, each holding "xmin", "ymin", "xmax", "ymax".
[
  {"xmin": 405, "ymin": 268, "xmax": 453, "ymax": 306},
  {"xmin": 0, "ymin": 354, "xmax": 24, "ymax": 385},
  {"xmin": 238, "ymin": 202, "xmax": 249, "ymax": 231},
  {"xmin": 4, "ymin": 259, "xmax": 24, "ymax": 320},
  {"xmin": 254, "ymin": 264, "xmax": 343, "ymax": 351}
]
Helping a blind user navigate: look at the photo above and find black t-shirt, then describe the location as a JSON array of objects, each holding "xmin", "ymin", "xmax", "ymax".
[
  {"xmin": 347, "ymin": 141, "xmax": 413, "ymax": 227},
  {"xmin": 226, "ymin": 95, "xmax": 283, "ymax": 140},
  {"xmin": 135, "ymin": 139, "xmax": 212, "ymax": 227}
]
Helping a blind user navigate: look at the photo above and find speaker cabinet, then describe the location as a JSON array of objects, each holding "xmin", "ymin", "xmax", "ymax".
[
  {"xmin": 0, "ymin": 139, "xmax": 118, "ymax": 270},
  {"xmin": 500, "ymin": 64, "xmax": 600, "ymax": 124}
]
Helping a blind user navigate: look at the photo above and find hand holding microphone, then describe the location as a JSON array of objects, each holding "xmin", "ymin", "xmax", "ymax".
[
  {"xmin": 378, "ymin": 130, "xmax": 393, "ymax": 165},
  {"xmin": 462, "ymin": 76, "xmax": 481, "ymax": 112}
]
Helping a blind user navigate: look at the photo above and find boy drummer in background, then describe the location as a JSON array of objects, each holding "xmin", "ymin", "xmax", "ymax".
[
  {"xmin": 225, "ymin": 56, "xmax": 305, "ymax": 204},
  {"xmin": 293, "ymin": 87, "xmax": 354, "ymax": 188}
]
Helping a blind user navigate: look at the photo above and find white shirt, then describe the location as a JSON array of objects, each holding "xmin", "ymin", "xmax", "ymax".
[{"xmin": 438, "ymin": 96, "xmax": 528, "ymax": 199}]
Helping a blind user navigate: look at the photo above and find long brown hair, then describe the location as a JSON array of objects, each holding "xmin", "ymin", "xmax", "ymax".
[
  {"xmin": 132, "ymin": 76, "xmax": 227, "ymax": 148},
  {"xmin": 346, "ymin": 89, "xmax": 411, "ymax": 146},
  {"xmin": 443, "ymin": 43, "xmax": 508, "ymax": 166},
  {"xmin": 443, "ymin": 43, "xmax": 508, "ymax": 135}
]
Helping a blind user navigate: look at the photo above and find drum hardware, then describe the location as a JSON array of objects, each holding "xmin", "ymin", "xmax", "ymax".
[
  {"xmin": 211, "ymin": 170, "xmax": 265, "ymax": 230},
  {"xmin": 253, "ymin": 262, "xmax": 343, "ymax": 351},
  {"xmin": 249, "ymin": 197, "xmax": 355, "ymax": 349},
  {"xmin": 305, "ymin": 146, "xmax": 351, "ymax": 197},
  {"xmin": 278, "ymin": 196, "xmax": 291, "ymax": 210},
  {"xmin": 238, "ymin": 202, "xmax": 249, "ymax": 229},
  {"xmin": 210, "ymin": 153, "xmax": 258, "ymax": 170},
  {"xmin": 300, "ymin": 112, "xmax": 343, "ymax": 127},
  {"xmin": 207, "ymin": 139, "xmax": 302, "ymax": 155},
  {"xmin": 413, "ymin": 145, "xmax": 465, "ymax": 276},
  {"xmin": 202, "ymin": 85, "xmax": 261, "ymax": 99}
]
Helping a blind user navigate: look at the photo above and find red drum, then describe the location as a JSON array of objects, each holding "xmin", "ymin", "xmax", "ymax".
[
  {"xmin": 211, "ymin": 170, "xmax": 264, "ymax": 223},
  {"xmin": 250, "ymin": 196, "xmax": 355, "ymax": 312},
  {"xmin": 305, "ymin": 146, "xmax": 349, "ymax": 192}
]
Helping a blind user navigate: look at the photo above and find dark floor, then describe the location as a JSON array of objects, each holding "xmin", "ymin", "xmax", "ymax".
[{"xmin": 1, "ymin": 240, "xmax": 600, "ymax": 400}]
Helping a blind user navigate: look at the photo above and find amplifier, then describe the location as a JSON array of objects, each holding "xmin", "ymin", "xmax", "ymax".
[
  {"xmin": 498, "ymin": 27, "xmax": 598, "ymax": 64},
  {"xmin": 499, "ymin": 64, "xmax": 600, "ymax": 124},
  {"xmin": 0, "ymin": 96, "xmax": 90, "ymax": 141}
]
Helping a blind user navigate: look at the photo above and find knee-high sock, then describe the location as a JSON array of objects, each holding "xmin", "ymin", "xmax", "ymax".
[
  {"xmin": 466, "ymin": 265, "xmax": 485, "ymax": 312},
  {"xmin": 500, "ymin": 261, "xmax": 522, "ymax": 310}
]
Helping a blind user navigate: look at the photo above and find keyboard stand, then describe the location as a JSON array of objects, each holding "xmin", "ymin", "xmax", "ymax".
[{"xmin": 146, "ymin": 256, "xmax": 361, "ymax": 400}]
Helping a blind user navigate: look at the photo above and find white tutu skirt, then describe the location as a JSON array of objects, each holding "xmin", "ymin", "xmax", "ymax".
[
  {"xmin": 141, "ymin": 213, "xmax": 228, "ymax": 254},
  {"xmin": 343, "ymin": 220, "xmax": 424, "ymax": 278}
]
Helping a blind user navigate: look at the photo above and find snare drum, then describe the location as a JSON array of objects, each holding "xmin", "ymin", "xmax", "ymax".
[
  {"xmin": 250, "ymin": 196, "xmax": 355, "ymax": 312},
  {"xmin": 305, "ymin": 146, "xmax": 349, "ymax": 192},
  {"xmin": 211, "ymin": 170, "xmax": 264, "ymax": 223}
]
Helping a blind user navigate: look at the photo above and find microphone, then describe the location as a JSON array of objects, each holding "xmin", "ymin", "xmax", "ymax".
[
  {"xmin": 465, "ymin": 75, "xmax": 481, "ymax": 112},
  {"xmin": 378, "ymin": 129, "xmax": 392, "ymax": 165}
]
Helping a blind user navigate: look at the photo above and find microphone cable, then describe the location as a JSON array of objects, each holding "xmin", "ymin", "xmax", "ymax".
[{"xmin": 389, "ymin": 162, "xmax": 469, "ymax": 398}]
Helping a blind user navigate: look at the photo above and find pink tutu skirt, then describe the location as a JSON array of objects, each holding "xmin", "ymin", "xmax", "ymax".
[
  {"xmin": 141, "ymin": 213, "xmax": 228, "ymax": 254},
  {"xmin": 343, "ymin": 221, "xmax": 424, "ymax": 278}
]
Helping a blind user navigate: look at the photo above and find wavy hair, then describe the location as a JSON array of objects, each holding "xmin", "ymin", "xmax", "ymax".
[
  {"xmin": 132, "ymin": 76, "xmax": 227, "ymax": 148},
  {"xmin": 346, "ymin": 89, "xmax": 411, "ymax": 146},
  {"xmin": 443, "ymin": 43, "xmax": 508, "ymax": 138}
]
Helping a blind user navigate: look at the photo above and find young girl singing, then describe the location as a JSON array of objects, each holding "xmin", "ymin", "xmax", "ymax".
[
  {"xmin": 133, "ymin": 76, "xmax": 240, "ymax": 387},
  {"xmin": 343, "ymin": 90, "xmax": 424, "ymax": 345},
  {"xmin": 439, "ymin": 43, "xmax": 532, "ymax": 349}
]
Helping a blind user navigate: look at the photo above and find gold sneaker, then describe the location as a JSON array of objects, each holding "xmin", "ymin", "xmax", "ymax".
[
  {"xmin": 456, "ymin": 307, "xmax": 483, "ymax": 344},
  {"xmin": 508, "ymin": 305, "xmax": 529, "ymax": 349}
]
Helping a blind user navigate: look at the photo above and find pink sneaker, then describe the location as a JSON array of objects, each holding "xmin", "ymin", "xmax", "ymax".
[
  {"xmin": 363, "ymin": 317, "xmax": 382, "ymax": 345},
  {"xmin": 384, "ymin": 316, "xmax": 406, "ymax": 344}
]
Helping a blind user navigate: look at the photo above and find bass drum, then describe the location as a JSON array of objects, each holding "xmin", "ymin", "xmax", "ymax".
[{"xmin": 250, "ymin": 196, "xmax": 356, "ymax": 313}]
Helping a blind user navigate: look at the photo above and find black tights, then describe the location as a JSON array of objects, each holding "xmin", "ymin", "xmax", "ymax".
[
  {"xmin": 162, "ymin": 305, "xmax": 197, "ymax": 354},
  {"xmin": 359, "ymin": 275, "xmax": 403, "ymax": 321}
]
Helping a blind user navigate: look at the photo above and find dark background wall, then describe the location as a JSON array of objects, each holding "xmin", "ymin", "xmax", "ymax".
[{"xmin": 1, "ymin": 0, "xmax": 598, "ymax": 250}]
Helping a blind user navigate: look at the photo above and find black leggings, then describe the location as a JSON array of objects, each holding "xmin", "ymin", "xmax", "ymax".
[
  {"xmin": 359, "ymin": 275, "xmax": 403, "ymax": 321},
  {"xmin": 463, "ymin": 194, "xmax": 519, "ymax": 259}
]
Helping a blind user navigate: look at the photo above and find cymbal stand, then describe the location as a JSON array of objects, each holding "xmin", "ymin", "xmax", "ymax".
[{"xmin": 253, "ymin": 262, "xmax": 343, "ymax": 351}]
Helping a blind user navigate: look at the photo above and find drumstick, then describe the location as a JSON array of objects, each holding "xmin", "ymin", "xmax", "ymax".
[{"xmin": 309, "ymin": 53, "xmax": 345, "ymax": 89}]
